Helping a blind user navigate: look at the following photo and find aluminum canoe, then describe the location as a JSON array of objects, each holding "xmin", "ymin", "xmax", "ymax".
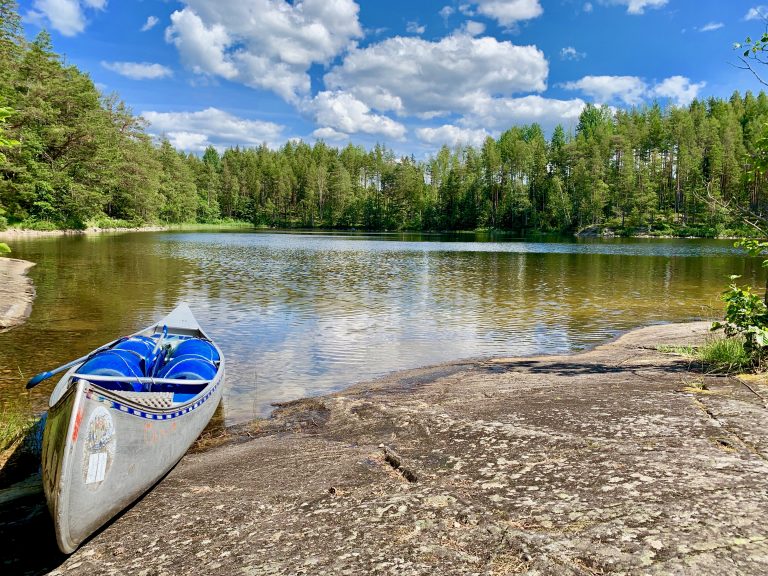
[{"xmin": 41, "ymin": 302, "xmax": 225, "ymax": 554}]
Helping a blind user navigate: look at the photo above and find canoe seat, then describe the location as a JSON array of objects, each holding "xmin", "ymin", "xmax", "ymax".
[{"xmin": 113, "ymin": 391, "xmax": 174, "ymax": 409}]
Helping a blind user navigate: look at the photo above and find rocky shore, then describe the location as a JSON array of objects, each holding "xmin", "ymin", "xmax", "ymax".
[
  {"xmin": 3, "ymin": 321, "xmax": 768, "ymax": 575},
  {"xmin": 0, "ymin": 257, "xmax": 35, "ymax": 332},
  {"xmin": 0, "ymin": 226, "xmax": 168, "ymax": 240}
]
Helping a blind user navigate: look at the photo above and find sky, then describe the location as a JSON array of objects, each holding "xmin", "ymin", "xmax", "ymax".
[{"xmin": 14, "ymin": 0, "xmax": 768, "ymax": 157}]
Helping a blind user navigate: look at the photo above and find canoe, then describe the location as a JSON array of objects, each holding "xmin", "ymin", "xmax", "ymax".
[{"xmin": 39, "ymin": 302, "xmax": 225, "ymax": 554}]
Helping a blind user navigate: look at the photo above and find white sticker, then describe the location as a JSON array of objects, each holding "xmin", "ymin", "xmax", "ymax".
[
  {"xmin": 86, "ymin": 452, "xmax": 108, "ymax": 484},
  {"xmin": 82, "ymin": 406, "xmax": 116, "ymax": 488}
]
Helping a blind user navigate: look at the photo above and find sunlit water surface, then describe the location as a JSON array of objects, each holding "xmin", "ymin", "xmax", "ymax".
[{"xmin": 0, "ymin": 231, "xmax": 755, "ymax": 424}]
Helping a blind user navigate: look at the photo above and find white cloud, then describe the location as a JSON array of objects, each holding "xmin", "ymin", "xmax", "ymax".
[
  {"xmin": 563, "ymin": 74, "xmax": 704, "ymax": 108},
  {"xmin": 439, "ymin": 6, "xmax": 455, "ymax": 18},
  {"xmin": 461, "ymin": 20, "xmax": 486, "ymax": 36},
  {"xmin": 312, "ymin": 127, "xmax": 350, "ymax": 141},
  {"xmin": 466, "ymin": 0, "xmax": 543, "ymax": 26},
  {"xmin": 563, "ymin": 75, "xmax": 647, "ymax": 105},
  {"xmin": 560, "ymin": 46, "xmax": 586, "ymax": 60},
  {"xmin": 324, "ymin": 34, "xmax": 548, "ymax": 118},
  {"xmin": 165, "ymin": 9, "xmax": 238, "ymax": 80},
  {"xmin": 745, "ymin": 6, "xmax": 767, "ymax": 21},
  {"xmin": 699, "ymin": 22, "xmax": 723, "ymax": 32},
  {"xmin": 101, "ymin": 61, "xmax": 173, "ymax": 80},
  {"xmin": 165, "ymin": 0, "xmax": 363, "ymax": 102},
  {"xmin": 416, "ymin": 125, "xmax": 491, "ymax": 148},
  {"xmin": 142, "ymin": 107, "xmax": 284, "ymax": 152},
  {"xmin": 308, "ymin": 91, "xmax": 407, "ymax": 139},
  {"xmin": 651, "ymin": 76, "xmax": 705, "ymax": 107},
  {"xmin": 162, "ymin": 131, "xmax": 209, "ymax": 151},
  {"xmin": 464, "ymin": 95, "xmax": 586, "ymax": 131},
  {"xmin": 602, "ymin": 0, "xmax": 667, "ymax": 15},
  {"xmin": 141, "ymin": 15, "xmax": 159, "ymax": 32},
  {"xmin": 583, "ymin": 2, "xmax": 593, "ymax": 12},
  {"xmin": 406, "ymin": 21, "xmax": 426, "ymax": 34},
  {"xmin": 25, "ymin": 0, "xmax": 106, "ymax": 36}
]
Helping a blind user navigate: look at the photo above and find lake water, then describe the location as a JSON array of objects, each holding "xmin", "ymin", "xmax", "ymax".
[{"xmin": 0, "ymin": 230, "xmax": 757, "ymax": 424}]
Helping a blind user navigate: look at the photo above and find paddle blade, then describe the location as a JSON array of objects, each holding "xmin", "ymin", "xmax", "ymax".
[{"xmin": 26, "ymin": 371, "xmax": 53, "ymax": 389}]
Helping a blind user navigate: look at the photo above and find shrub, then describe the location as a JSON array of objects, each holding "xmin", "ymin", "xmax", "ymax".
[{"xmin": 712, "ymin": 277, "xmax": 768, "ymax": 366}]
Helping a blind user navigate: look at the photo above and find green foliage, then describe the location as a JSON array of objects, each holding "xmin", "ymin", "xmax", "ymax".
[
  {"xmin": 18, "ymin": 218, "xmax": 59, "ymax": 231},
  {"xmin": 659, "ymin": 338, "xmax": 751, "ymax": 374},
  {"xmin": 0, "ymin": 241, "xmax": 10, "ymax": 254},
  {"xmin": 86, "ymin": 215, "xmax": 145, "ymax": 229},
  {"xmin": 696, "ymin": 337, "xmax": 752, "ymax": 373},
  {"xmin": 712, "ymin": 276, "xmax": 768, "ymax": 364},
  {"xmin": 0, "ymin": 400, "xmax": 35, "ymax": 453},
  {"xmin": 1, "ymin": 1, "xmax": 768, "ymax": 234}
]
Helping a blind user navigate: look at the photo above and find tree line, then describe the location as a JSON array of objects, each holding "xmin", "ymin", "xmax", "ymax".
[{"xmin": 1, "ymin": 0, "xmax": 768, "ymax": 236}]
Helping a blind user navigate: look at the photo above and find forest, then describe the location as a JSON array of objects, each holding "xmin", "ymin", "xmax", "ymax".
[{"xmin": 1, "ymin": 1, "xmax": 767, "ymax": 236}]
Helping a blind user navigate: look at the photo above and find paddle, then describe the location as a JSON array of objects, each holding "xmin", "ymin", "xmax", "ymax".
[
  {"xmin": 151, "ymin": 325, "xmax": 168, "ymax": 362},
  {"xmin": 25, "ymin": 337, "xmax": 125, "ymax": 390}
]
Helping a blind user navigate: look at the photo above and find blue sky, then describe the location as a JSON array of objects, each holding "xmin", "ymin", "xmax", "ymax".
[{"xmin": 15, "ymin": 0, "xmax": 768, "ymax": 156}]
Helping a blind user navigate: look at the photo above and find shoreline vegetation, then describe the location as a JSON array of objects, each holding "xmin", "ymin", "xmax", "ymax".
[
  {"xmin": 0, "ymin": 220, "xmax": 253, "ymax": 239},
  {"xmin": 2, "ymin": 4, "xmax": 768, "ymax": 241},
  {"xmin": 0, "ymin": 221, "xmax": 754, "ymax": 240},
  {"xmin": 5, "ymin": 321, "xmax": 768, "ymax": 574}
]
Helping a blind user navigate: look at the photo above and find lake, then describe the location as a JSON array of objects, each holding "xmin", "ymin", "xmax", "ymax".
[{"xmin": 0, "ymin": 230, "xmax": 757, "ymax": 424}]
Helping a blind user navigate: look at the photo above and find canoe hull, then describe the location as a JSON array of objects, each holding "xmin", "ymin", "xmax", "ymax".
[
  {"xmin": 41, "ymin": 303, "xmax": 225, "ymax": 553},
  {"xmin": 43, "ymin": 373, "xmax": 223, "ymax": 553}
]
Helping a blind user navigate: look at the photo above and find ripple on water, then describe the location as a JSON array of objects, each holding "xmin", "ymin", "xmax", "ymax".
[{"xmin": 0, "ymin": 232, "xmax": 754, "ymax": 423}]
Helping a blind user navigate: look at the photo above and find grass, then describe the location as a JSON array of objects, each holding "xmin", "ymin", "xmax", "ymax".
[
  {"xmin": 659, "ymin": 336, "xmax": 751, "ymax": 374},
  {"xmin": 0, "ymin": 400, "xmax": 36, "ymax": 455}
]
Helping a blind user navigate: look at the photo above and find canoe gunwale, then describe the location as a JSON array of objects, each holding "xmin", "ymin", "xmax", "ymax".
[
  {"xmin": 76, "ymin": 370, "xmax": 223, "ymax": 416},
  {"xmin": 70, "ymin": 373, "xmax": 215, "ymax": 386}
]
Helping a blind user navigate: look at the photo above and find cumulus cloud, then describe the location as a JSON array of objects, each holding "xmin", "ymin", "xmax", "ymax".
[
  {"xmin": 165, "ymin": 0, "xmax": 363, "ymax": 102},
  {"xmin": 651, "ymin": 76, "xmax": 705, "ymax": 107},
  {"xmin": 699, "ymin": 22, "xmax": 723, "ymax": 32},
  {"xmin": 416, "ymin": 125, "xmax": 491, "ymax": 148},
  {"xmin": 308, "ymin": 91, "xmax": 407, "ymax": 139},
  {"xmin": 25, "ymin": 0, "xmax": 106, "ymax": 36},
  {"xmin": 101, "ymin": 61, "xmax": 173, "ymax": 80},
  {"xmin": 439, "ymin": 6, "xmax": 455, "ymax": 18},
  {"xmin": 464, "ymin": 95, "xmax": 586, "ymax": 132},
  {"xmin": 745, "ymin": 6, "xmax": 767, "ymax": 21},
  {"xmin": 602, "ymin": 0, "xmax": 667, "ymax": 15},
  {"xmin": 142, "ymin": 107, "xmax": 284, "ymax": 152},
  {"xmin": 470, "ymin": 0, "xmax": 543, "ymax": 26},
  {"xmin": 461, "ymin": 20, "xmax": 487, "ymax": 36},
  {"xmin": 165, "ymin": 9, "xmax": 238, "ymax": 80},
  {"xmin": 324, "ymin": 34, "xmax": 548, "ymax": 118},
  {"xmin": 564, "ymin": 74, "xmax": 704, "ymax": 108},
  {"xmin": 562, "ymin": 75, "xmax": 647, "ymax": 105},
  {"xmin": 406, "ymin": 21, "xmax": 426, "ymax": 34},
  {"xmin": 312, "ymin": 127, "xmax": 350, "ymax": 141},
  {"xmin": 583, "ymin": 2, "xmax": 593, "ymax": 12},
  {"xmin": 560, "ymin": 46, "xmax": 586, "ymax": 60},
  {"xmin": 141, "ymin": 15, "xmax": 159, "ymax": 32}
]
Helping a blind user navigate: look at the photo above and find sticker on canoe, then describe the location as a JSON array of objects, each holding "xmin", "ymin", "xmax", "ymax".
[{"xmin": 83, "ymin": 406, "xmax": 116, "ymax": 487}]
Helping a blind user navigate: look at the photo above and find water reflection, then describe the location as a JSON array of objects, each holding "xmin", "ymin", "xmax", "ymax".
[{"xmin": 0, "ymin": 231, "xmax": 754, "ymax": 424}]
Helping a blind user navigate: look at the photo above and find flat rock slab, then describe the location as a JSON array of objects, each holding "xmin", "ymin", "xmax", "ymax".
[
  {"xmin": 0, "ymin": 258, "xmax": 35, "ymax": 332},
  {"xmin": 20, "ymin": 323, "xmax": 768, "ymax": 574}
]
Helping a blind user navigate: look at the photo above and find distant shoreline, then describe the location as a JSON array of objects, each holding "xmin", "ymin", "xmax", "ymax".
[
  {"xmin": 0, "ymin": 226, "xmax": 168, "ymax": 239},
  {"xmin": 0, "ymin": 224, "xmax": 748, "ymax": 241}
]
